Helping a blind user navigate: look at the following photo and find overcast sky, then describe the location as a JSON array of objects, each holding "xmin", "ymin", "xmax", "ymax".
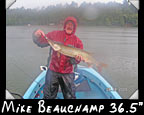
[{"xmin": 10, "ymin": 0, "xmax": 124, "ymax": 9}]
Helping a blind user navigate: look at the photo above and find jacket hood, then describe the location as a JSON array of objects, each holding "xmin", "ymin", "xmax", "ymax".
[{"xmin": 63, "ymin": 16, "xmax": 77, "ymax": 35}]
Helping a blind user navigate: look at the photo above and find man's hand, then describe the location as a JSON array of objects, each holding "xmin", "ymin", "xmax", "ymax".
[
  {"xmin": 75, "ymin": 55, "xmax": 84, "ymax": 62},
  {"xmin": 34, "ymin": 29, "xmax": 45, "ymax": 38}
]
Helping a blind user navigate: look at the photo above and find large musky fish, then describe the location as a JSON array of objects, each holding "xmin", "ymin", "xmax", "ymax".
[{"xmin": 44, "ymin": 35, "xmax": 107, "ymax": 72}]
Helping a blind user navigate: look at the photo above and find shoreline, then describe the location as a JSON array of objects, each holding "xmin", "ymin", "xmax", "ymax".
[{"xmin": 6, "ymin": 25, "xmax": 138, "ymax": 28}]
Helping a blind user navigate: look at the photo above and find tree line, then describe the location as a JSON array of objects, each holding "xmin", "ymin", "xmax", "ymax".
[{"xmin": 6, "ymin": 0, "xmax": 138, "ymax": 27}]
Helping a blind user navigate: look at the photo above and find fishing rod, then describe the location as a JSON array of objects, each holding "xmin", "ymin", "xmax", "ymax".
[
  {"xmin": 6, "ymin": 0, "xmax": 41, "ymax": 99},
  {"xmin": 6, "ymin": 57, "xmax": 44, "ymax": 99}
]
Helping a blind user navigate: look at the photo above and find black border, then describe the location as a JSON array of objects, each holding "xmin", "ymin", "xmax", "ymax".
[
  {"xmin": 0, "ymin": 0, "xmax": 6, "ymax": 99},
  {"xmin": 1, "ymin": 0, "xmax": 143, "ymax": 114},
  {"xmin": 138, "ymin": 0, "xmax": 144, "ymax": 100}
]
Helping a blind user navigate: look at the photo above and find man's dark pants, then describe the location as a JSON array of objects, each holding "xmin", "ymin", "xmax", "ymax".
[{"xmin": 43, "ymin": 69, "xmax": 76, "ymax": 99}]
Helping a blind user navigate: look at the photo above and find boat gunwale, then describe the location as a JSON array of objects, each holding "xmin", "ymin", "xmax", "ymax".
[{"xmin": 23, "ymin": 65, "xmax": 122, "ymax": 99}]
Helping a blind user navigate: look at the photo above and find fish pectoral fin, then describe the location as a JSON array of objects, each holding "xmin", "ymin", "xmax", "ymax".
[{"xmin": 52, "ymin": 44, "xmax": 61, "ymax": 51}]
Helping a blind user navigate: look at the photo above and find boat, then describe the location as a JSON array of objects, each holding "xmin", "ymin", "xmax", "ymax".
[{"xmin": 22, "ymin": 65, "xmax": 122, "ymax": 99}]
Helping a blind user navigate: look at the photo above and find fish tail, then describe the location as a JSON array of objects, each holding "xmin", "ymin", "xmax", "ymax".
[
  {"xmin": 99, "ymin": 62, "xmax": 108, "ymax": 68},
  {"xmin": 87, "ymin": 62, "xmax": 93, "ymax": 68},
  {"xmin": 94, "ymin": 61, "xmax": 108, "ymax": 73}
]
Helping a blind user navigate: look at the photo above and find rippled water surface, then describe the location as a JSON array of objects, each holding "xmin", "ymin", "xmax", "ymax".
[{"xmin": 6, "ymin": 26, "xmax": 138, "ymax": 99}]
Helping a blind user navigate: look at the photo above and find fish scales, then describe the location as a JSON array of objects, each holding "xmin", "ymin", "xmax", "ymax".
[
  {"xmin": 46, "ymin": 38, "xmax": 94, "ymax": 63},
  {"xmin": 44, "ymin": 35, "xmax": 107, "ymax": 71}
]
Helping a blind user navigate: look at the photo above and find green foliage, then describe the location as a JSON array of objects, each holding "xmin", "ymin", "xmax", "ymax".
[{"xmin": 6, "ymin": 1, "xmax": 138, "ymax": 27}]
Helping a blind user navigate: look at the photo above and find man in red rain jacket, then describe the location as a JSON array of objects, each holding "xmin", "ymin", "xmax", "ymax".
[{"xmin": 33, "ymin": 16, "xmax": 83, "ymax": 99}]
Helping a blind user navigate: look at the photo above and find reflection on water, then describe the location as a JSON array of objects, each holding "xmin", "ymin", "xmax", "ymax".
[{"xmin": 6, "ymin": 26, "xmax": 138, "ymax": 99}]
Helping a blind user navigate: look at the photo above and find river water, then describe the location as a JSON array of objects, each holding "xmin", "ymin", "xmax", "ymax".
[{"xmin": 6, "ymin": 25, "xmax": 138, "ymax": 99}]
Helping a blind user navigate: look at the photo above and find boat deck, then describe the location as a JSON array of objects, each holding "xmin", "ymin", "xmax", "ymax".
[
  {"xmin": 23, "ymin": 66, "xmax": 122, "ymax": 99},
  {"xmin": 34, "ymin": 79, "xmax": 107, "ymax": 99}
]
